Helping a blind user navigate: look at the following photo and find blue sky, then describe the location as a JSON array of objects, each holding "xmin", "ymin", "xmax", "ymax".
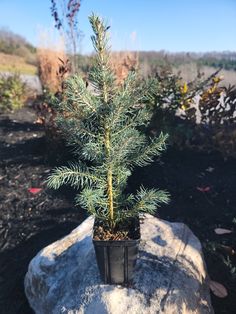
[{"xmin": 0, "ymin": 0, "xmax": 236, "ymax": 53}]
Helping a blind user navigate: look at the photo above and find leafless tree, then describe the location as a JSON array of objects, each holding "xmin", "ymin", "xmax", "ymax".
[{"xmin": 50, "ymin": 0, "xmax": 83, "ymax": 73}]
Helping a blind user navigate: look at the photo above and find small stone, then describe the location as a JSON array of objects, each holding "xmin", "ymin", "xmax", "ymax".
[{"xmin": 24, "ymin": 215, "xmax": 213, "ymax": 314}]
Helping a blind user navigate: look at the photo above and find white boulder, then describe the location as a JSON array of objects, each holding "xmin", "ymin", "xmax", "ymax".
[{"xmin": 25, "ymin": 215, "xmax": 214, "ymax": 314}]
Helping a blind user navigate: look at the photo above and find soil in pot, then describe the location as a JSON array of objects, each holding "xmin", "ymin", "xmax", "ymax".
[{"xmin": 93, "ymin": 217, "xmax": 140, "ymax": 285}]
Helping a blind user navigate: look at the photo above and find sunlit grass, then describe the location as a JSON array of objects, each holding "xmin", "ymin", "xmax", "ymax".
[{"xmin": 0, "ymin": 53, "xmax": 37, "ymax": 75}]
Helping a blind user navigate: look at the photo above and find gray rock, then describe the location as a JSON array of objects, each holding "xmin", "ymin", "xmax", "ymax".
[
  {"xmin": 24, "ymin": 215, "xmax": 214, "ymax": 314},
  {"xmin": 20, "ymin": 74, "xmax": 42, "ymax": 94},
  {"xmin": 0, "ymin": 72, "xmax": 42, "ymax": 94}
]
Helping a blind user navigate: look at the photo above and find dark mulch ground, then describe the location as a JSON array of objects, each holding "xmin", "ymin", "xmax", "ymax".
[
  {"xmin": 130, "ymin": 147, "xmax": 236, "ymax": 314},
  {"xmin": 0, "ymin": 105, "xmax": 235, "ymax": 313}
]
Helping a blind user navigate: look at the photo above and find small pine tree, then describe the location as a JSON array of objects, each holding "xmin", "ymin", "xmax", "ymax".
[{"xmin": 47, "ymin": 14, "xmax": 170, "ymax": 230}]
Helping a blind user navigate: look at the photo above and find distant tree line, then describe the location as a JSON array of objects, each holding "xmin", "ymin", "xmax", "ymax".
[
  {"xmin": 0, "ymin": 27, "xmax": 236, "ymax": 74},
  {"xmin": 197, "ymin": 58, "xmax": 236, "ymax": 71},
  {"xmin": 138, "ymin": 51, "xmax": 236, "ymax": 72}
]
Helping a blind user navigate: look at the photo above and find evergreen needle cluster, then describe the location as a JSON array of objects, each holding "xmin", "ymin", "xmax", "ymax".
[{"xmin": 47, "ymin": 14, "xmax": 170, "ymax": 229}]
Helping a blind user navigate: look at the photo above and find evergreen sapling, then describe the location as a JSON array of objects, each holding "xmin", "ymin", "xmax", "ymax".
[{"xmin": 47, "ymin": 14, "xmax": 170, "ymax": 236}]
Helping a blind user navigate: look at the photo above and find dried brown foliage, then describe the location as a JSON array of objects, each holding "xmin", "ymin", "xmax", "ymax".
[
  {"xmin": 110, "ymin": 51, "xmax": 138, "ymax": 84},
  {"xmin": 35, "ymin": 57, "xmax": 70, "ymax": 139},
  {"xmin": 37, "ymin": 47, "xmax": 69, "ymax": 93}
]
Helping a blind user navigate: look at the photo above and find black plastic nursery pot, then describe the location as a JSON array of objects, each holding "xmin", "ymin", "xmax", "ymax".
[{"xmin": 93, "ymin": 219, "xmax": 140, "ymax": 285}]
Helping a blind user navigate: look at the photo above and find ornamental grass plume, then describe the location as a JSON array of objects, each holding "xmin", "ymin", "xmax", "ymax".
[{"xmin": 47, "ymin": 14, "xmax": 170, "ymax": 229}]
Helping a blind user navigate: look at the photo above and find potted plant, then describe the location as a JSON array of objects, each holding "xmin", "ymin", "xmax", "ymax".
[{"xmin": 47, "ymin": 14, "xmax": 170, "ymax": 285}]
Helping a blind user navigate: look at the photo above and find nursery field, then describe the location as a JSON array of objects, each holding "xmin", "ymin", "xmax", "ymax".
[{"xmin": 0, "ymin": 104, "xmax": 235, "ymax": 313}]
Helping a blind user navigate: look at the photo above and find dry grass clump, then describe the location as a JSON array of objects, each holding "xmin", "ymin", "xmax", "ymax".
[
  {"xmin": 37, "ymin": 48, "xmax": 68, "ymax": 93},
  {"xmin": 110, "ymin": 51, "xmax": 138, "ymax": 84},
  {"xmin": 37, "ymin": 29, "xmax": 69, "ymax": 93}
]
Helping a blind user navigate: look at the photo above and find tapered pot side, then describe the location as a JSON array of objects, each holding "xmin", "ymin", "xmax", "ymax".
[{"xmin": 92, "ymin": 218, "xmax": 140, "ymax": 285}]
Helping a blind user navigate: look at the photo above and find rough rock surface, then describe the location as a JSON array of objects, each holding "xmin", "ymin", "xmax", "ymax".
[
  {"xmin": 24, "ymin": 215, "xmax": 214, "ymax": 314},
  {"xmin": 0, "ymin": 72, "xmax": 42, "ymax": 94}
]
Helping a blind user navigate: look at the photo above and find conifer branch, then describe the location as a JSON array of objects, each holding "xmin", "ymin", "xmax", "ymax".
[
  {"xmin": 133, "ymin": 186, "xmax": 170, "ymax": 213},
  {"xmin": 47, "ymin": 163, "xmax": 102, "ymax": 189},
  {"xmin": 131, "ymin": 132, "xmax": 168, "ymax": 167},
  {"xmin": 64, "ymin": 76, "xmax": 98, "ymax": 113},
  {"xmin": 76, "ymin": 187, "xmax": 108, "ymax": 216},
  {"xmin": 116, "ymin": 187, "xmax": 170, "ymax": 222}
]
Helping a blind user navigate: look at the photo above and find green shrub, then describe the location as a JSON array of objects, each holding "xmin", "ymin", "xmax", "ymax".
[
  {"xmin": 146, "ymin": 68, "xmax": 236, "ymax": 157},
  {"xmin": 0, "ymin": 73, "xmax": 26, "ymax": 112}
]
